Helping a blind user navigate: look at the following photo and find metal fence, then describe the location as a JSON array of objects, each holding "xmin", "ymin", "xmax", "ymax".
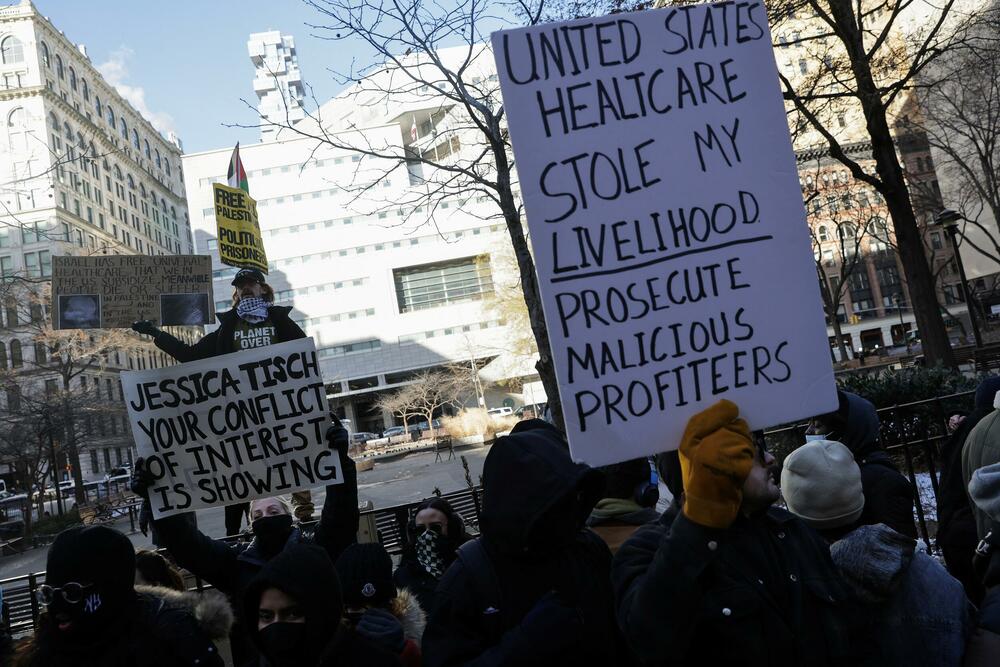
[{"xmin": 0, "ymin": 392, "xmax": 978, "ymax": 636}]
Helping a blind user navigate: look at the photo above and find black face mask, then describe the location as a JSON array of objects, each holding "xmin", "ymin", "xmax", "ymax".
[
  {"xmin": 258, "ymin": 622, "xmax": 312, "ymax": 667},
  {"xmin": 252, "ymin": 514, "xmax": 293, "ymax": 557},
  {"xmin": 46, "ymin": 586, "xmax": 120, "ymax": 648}
]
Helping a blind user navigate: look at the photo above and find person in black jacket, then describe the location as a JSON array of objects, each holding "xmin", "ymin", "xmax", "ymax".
[
  {"xmin": 131, "ymin": 423, "xmax": 357, "ymax": 667},
  {"xmin": 613, "ymin": 400, "xmax": 854, "ymax": 667},
  {"xmin": 243, "ymin": 544, "xmax": 400, "ymax": 667},
  {"xmin": 422, "ymin": 422, "xmax": 629, "ymax": 667},
  {"xmin": 586, "ymin": 457, "xmax": 660, "ymax": 555},
  {"xmin": 938, "ymin": 376, "xmax": 1000, "ymax": 605},
  {"xmin": 393, "ymin": 497, "xmax": 469, "ymax": 612},
  {"xmin": 132, "ymin": 267, "xmax": 313, "ymax": 535},
  {"xmin": 13, "ymin": 526, "xmax": 222, "ymax": 667},
  {"xmin": 806, "ymin": 390, "xmax": 917, "ymax": 538}
]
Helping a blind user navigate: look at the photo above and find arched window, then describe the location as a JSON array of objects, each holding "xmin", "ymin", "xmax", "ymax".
[
  {"xmin": 164, "ymin": 160, "xmax": 171, "ymax": 176},
  {"xmin": 113, "ymin": 165, "xmax": 123, "ymax": 180},
  {"xmin": 40, "ymin": 41, "xmax": 50, "ymax": 68},
  {"xmin": 127, "ymin": 175, "xmax": 135, "ymax": 189},
  {"xmin": 838, "ymin": 222, "xmax": 856, "ymax": 240},
  {"xmin": 69, "ymin": 67, "xmax": 77, "ymax": 91},
  {"xmin": 0, "ymin": 343, "xmax": 7, "ymax": 370},
  {"xmin": 106, "ymin": 105, "xmax": 115, "ymax": 127},
  {"xmin": 49, "ymin": 111, "xmax": 58, "ymax": 131},
  {"xmin": 143, "ymin": 139, "xmax": 151, "ymax": 159},
  {"xmin": 7, "ymin": 108, "xmax": 27, "ymax": 152},
  {"xmin": 95, "ymin": 96, "xmax": 102, "ymax": 117},
  {"xmin": 76, "ymin": 132, "xmax": 85, "ymax": 148},
  {"xmin": 154, "ymin": 149, "xmax": 161, "ymax": 168},
  {"xmin": 818, "ymin": 225, "xmax": 829, "ymax": 242},
  {"xmin": 81, "ymin": 79, "xmax": 89, "ymax": 101},
  {"xmin": 10, "ymin": 340, "xmax": 22, "ymax": 368},
  {"xmin": 119, "ymin": 117, "xmax": 127, "ymax": 140},
  {"xmin": 0, "ymin": 36, "xmax": 24, "ymax": 64},
  {"xmin": 132, "ymin": 129, "xmax": 140, "ymax": 150},
  {"xmin": 170, "ymin": 206, "xmax": 176, "ymax": 220},
  {"xmin": 34, "ymin": 342, "xmax": 46, "ymax": 365},
  {"xmin": 139, "ymin": 184, "xmax": 146, "ymax": 197},
  {"xmin": 55, "ymin": 54, "xmax": 63, "ymax": 79}
]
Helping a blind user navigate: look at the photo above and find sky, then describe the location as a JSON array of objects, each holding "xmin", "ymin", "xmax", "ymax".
[{"xmin": 29, "ymin": 0, "xmax": 372, "ymax": 154}]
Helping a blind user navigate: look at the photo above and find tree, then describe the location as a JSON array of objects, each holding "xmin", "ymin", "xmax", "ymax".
[
  {"xmin": 766, "ymin": 0, "xmax": 974, "ymax": 366},
  {"xmin": 0, "ymin": 390, "xmax": 57, "ymax": 538},
  {"xmin": 236, "ymin": 0, "xmax": 570, "ymax": 425},
  {"xmin": 375, "ymin": 369, "xmax": 464, "ymax": 440},
  {"xmin": 373, "ymin": 383, "xmax": 421, "ymax": 432}
]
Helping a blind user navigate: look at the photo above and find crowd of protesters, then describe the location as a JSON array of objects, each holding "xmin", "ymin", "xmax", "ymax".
[{"xmin": 3, "ymin": 378, "xmax": 1000, "ymax": 665}]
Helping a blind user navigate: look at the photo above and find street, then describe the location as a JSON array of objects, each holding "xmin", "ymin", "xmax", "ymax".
[{"xmin": 0, "ymin": 446, "xmax": 490, "ymax": 580}]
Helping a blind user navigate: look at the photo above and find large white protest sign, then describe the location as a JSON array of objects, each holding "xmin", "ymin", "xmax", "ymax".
[
  {"xmin": 492, "ymin": 1, "xmax": 837, "ymax": 466},
  {"xmin": 122, "ymin": 338, "xmax": 341, "ymax": 519}
]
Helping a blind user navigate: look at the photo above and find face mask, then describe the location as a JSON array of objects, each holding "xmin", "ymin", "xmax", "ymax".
[
  {"xmin": 415, "ymin": 529, "xmax": 449, "ymax": 578},
  {"xmin": 46, "ymin": 587, "xmax": 116, "ymax": 646},
  {"xmin": 805, "ymin": 433, "xmax": 832, "ymax": 443},
  {"xmin": 236, "ymin": 296, "xmax": 269, "ymax": 324},
  {"xmin": 252, "ymin": 514, "xmax": 293, "ymax": 557},
  {"xmin": 258, "ymin": 622, "xmax": 311, "ymax": 667}
]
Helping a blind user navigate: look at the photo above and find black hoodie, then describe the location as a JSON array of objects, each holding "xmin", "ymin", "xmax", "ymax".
[
  {"xmin": 242, "ymin": 545, "xmax": 399, "ymax": 667},
  {"xmin": 422, "ymin": 426, "xmax": 629, "ymax": 667}
]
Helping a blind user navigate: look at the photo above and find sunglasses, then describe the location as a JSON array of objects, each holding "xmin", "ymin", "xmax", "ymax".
[{"xmin": 36, "ymin": 582, "xmax": 95, "ymax": 606}]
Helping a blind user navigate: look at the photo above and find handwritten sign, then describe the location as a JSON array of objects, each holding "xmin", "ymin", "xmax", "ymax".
[
  {"xmin": 492, "ymin": 2, "xmax": 837, "ymax": 466},
  {"xmin": 51, "ymin": 255, "xmax": 214, "ymax": 329},
  {"xmin": 213, "ymin": 183, "xmax": 268, "ymax": 273},
  {"xmin": 122, "ymin": 338, "xmax": 340, "ymax": 519}
]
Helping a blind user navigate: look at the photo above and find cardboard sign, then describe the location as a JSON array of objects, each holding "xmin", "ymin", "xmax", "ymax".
[
  {"xmin": 492, "ymin": 2, "xmax": 837, "ymax": 466},
  {"xmin": 122, "ymin": 338, "xmax": 340, "ymax": 519},
  {"xmin": 51, "ymin": 255, "xmax": 214, "ymax": 329},
  {"xmin": 213, "ymin": 183, "xmax": 268, "ymax": 273}
]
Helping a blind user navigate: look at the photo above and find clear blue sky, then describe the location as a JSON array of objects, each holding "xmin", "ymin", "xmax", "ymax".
[{"xmin": 32, "ymin": 0, "xmax": 370, "ymax": 153}]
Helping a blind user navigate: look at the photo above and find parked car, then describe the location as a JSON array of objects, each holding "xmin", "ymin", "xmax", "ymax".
[
  {"xmin": 351, "ymin": 432, "xmax": 378, "ymax": 445},
  {"xmin": 488, "ymin": 406, "xmax": 514, "ymax": 417},
  {"xmin": 382, "ymin": 426, "xmax": 407, "ymax": 438}
]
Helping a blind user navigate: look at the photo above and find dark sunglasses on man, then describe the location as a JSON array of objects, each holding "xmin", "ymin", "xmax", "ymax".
[{"xmin": 36, "ymin": 582, "xmax": 94, "ymax": 606}]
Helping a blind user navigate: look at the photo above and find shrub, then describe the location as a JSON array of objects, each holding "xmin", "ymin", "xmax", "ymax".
[{"xmin": 836, "ymin": 365, "xmax": 978, "ymax": 409}]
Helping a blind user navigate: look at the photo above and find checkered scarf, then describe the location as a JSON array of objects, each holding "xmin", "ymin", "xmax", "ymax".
[
  {"xmin": 415, "ymin": 529, "xmax": 447, "ymax": 579},
  {"xmin": 236, "ymin": 296, "xmax": 269, "ymax": 324}
]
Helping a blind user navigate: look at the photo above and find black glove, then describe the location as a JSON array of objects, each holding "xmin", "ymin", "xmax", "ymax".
[
  {"xmin": 132, "ymin": 320, "xmax": 161, "ymax": 337},
  {"xmin": 355, "ymin": 608, "xmax": 405, "ymax": 653},
  {"xmin": 130, "ymin": 457, "xmax": 156, "ymax": 499},
  {"xmin": 326, "ymin": 418, "xmax": 349, "ymax": 455},
  {"xmin": 518, "ymin": 591, "xmax": 584, "ymax": 655}
]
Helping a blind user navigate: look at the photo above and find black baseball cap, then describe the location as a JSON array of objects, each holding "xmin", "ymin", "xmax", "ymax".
[{"xmin": 231, "ymin": 268, "xmax": 266, "ymax": 286}]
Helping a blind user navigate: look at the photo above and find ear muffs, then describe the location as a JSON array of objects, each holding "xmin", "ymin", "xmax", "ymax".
[{"xmin": 634, "ymin": 458, "xmax": 660, "ymax": 507}]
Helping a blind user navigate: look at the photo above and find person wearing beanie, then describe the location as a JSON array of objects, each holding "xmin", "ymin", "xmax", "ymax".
[
  {"xmin": 806, "ymin": 390, "xmax": 916, "ymax": 537},
  {"xmin": 393, "ymin": 497, "xmax": 470, "ymax": 612},
  {"xmin": 130, "ymin": 422, "xmax": 357, "ymax": 667},
  {"xmin": 13, "ymin": 526, "xmax": 224, "ymax": 667},
  {"xmin": 586, "ymin": 458, "xmax": 661, "ymax": 554},
  {"xmin": 965, "ymin": 462, "xmax": 1000, "ymax": 666},
  {"xmin": 938, "ymin": 376, "xmax": 1000, "ymax": 604},
  {"xmin": 132, "ymin": 267, "xmax": 313, "ymax": 534},
  {"xmin": 336, "ymin": 543, "xmax": 425, "ymax": 667},
  {"xmin": 613, "ymin": 400, "xmax": 854, "ymax": 667},
  {"xmin": 243, "ymin": 544, "xmax": 400, "ymax": 667},
  {"xmin": 781, "ymin": 439, "xmax": 973, "ymax": 667},
  {"xmin": 422, "ymin": 419, "xmax": 629, "ymax": 666}
]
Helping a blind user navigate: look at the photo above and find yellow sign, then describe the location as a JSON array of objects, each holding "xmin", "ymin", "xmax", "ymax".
[{"xmin": 213, "ymin": 183, "xmax": 268, "ymax": 273}]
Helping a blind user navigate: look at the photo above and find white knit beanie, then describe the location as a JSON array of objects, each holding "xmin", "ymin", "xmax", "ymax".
[{"xmin": 781, "ymin": 440, "xmax": 865, "ymax": 530}]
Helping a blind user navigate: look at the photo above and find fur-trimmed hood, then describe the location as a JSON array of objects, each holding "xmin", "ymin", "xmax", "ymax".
[
  {"xmin": 389, "ymin": 588, "xmax": 426, "ymax": 647},
  {"xmin": 135, "ymin": 585, "xmax": 234, "ymax": 640}
]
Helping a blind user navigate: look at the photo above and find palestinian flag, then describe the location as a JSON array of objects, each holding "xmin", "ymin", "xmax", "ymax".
[{"xmin": 227, "ymin": 143, "xmax": 249, "ymax": 193}]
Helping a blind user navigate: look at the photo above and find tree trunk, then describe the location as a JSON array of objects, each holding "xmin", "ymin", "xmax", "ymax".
[
  {"xmin": 831, "ymin": 316, "xmax": 851, "ymax": 363},
  {"xmin": 826, "ymin": 0, "xmax": 956, "ymax": 367},
  {"xmin": 492, "ymin": 136, "xmax": 564, "ymax": 431}
]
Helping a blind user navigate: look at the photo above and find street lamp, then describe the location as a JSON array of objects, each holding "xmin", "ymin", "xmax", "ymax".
[{"xmin": 934, "ymin": 209, "xmax": 983, "ymax": 348}]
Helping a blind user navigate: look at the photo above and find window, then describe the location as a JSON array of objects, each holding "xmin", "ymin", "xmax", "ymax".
[
  {"xmin": 69, "ymin": 67, "xmax": 77, "ymax": 91},
  {"xmin": 155, "ymin": 150, "xmax": 161, "ymax": 168},
  {"xmin": 82, "ymin": 79, "xmax": 89, "ymax": 101},
  {"xmin": 798, "ymin": 59, "xmax": 808, "ymax": 74},
  {"xmin": 23, "ymin": 250, "xmax": 51, "ymax": 277},
  {"xmin": 119, "ymin": 117, "xmax": 128, "ymax": 140},
  {"xmin": 0, "ymin": 343, "xmax": 6, "ymax": 369},
  {"xmin": 40, "ymin": 41, "xmax": 50, "ymax": 68},
  {"xmin": 55, "ymin": 54, "xmax": 63, "ymax": 79},
  {"xmin": 394, "ymin": 256, "xmax": 495, "ymax": 313},
  {"xmin": 930, "ymin": 232, "xmax": 943, "ymax": 250},
  {"xmin": 9, "ymin": 340, "xmax": 21, "ymax": 368},
  {"xmin": 5, "ymin": 300, "xmax": 16, "ymax": 326},
  {"xmin": 165, "ymin": 160, "xmax": 171, "ymax": 176},
  {"xmin": 91, "ymin": 449, "xmax": 99, "ymax": 473},
  {"xmin": 103, "ymin": 449, "xmax": 112, "ymax": 470},
  {"xmin": 107, "ymin": 105, "xmax": 115, "ymax": 126},
  {"xmin": 818, "ymin": 225, "xmax": 829, "ymax": 241},
  {"xmin": 34, "ymin": 341, "xmax": 46, "ymax": 364},
  {"xmin": 6, "ymin": 385, "xmax": 19, "ymax": 411},
  {"xmin": 0, "ymin": 36, "xmax": 24, "ymax": 64},
  {"xmin": 95, "ymin": 96, "xmax": 102, "ymax": 117},
  {"xmin": 144, "ymin": 139, "xmax": 151, "ymax": 159},
  {"xmin": 132, "ymin": 129, "xmax": 140, "ymax": 150}
]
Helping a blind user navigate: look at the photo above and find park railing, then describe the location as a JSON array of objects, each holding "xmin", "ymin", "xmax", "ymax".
[{"xmin": 0, "ymin": 392, "xmax": 977, "ymax": 636}]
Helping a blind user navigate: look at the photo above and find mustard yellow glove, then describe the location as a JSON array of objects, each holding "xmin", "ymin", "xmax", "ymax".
[{"xmin": 679, "ymin": 399, "xmax": 755, "ymax": 529}]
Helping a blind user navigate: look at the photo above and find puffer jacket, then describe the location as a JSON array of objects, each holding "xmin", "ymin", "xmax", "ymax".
[{"xmin": 830, "ymin": 524, "xmax": 973, "ymax": 667}]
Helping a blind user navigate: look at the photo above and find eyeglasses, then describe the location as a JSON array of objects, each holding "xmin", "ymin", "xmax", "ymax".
[{"xmin": 36, "ymin": 582, "xmax": 94, "ymax": 606}]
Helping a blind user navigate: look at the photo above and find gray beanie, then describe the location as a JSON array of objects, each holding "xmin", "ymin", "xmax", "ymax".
[
  {"xmin": 969, "ymin": 462, "xmax": 1000, "ymax": 525},
  {"xmin": 781, "ymin": 440, "xmax": 865, "ymax": 530}
]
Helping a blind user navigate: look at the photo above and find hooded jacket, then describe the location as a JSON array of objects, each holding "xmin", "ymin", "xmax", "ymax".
[
  {"xmin": 586, "ymin": 499, "xmax": 660, "ymax": 555},
  {"xmin": 151, "ymin": 450, "xmax": 358, "ymax": 666},
  {"xmin": 937, "ymin": 377, "xmax": 1000, "ymax": 604},
  {"xmin": 963, "ymin": 406, "xmax": 1000, "ymax": 539},
  {"xmin": 13, "ymin": 588, "xmax": 226, "ymax": 667},
  {"xmin": 242, "ymin": 544, "xmax": 399, "ymax": 667},
  {"xmin": 837, "ymin": 392, "xmax": 917, "ymax": 538},
  {"xmin": 394, "ymin": 498, "xmax": 469, "ymax": 611},
  {"xmin": 830, "ymin": 524, "xmax": 973, "ymax": 667},
  {"xmin": 422, "ymin": 427, "xmax": 629, "ymax": 667},
  {"xmin": 152, "ymin": 305, "xmax": 305, "ymax": 362}
]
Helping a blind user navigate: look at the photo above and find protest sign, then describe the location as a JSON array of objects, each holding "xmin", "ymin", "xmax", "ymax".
[
  {"xmin": 51, "ymin": 255, "xmax": 214, "ymax": 329},
  {"xmin": 492, "ymin": 2, "xmax": 837, "ymax": 466},
  {"xmin": 122, "ymin": 338, "xmax": 340, "ymax": 519},
  {"xmin": 213, "ymin": 183, "xmax": 268, "ymax": 273}
]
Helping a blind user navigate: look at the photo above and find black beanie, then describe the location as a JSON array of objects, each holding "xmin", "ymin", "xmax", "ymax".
[
  {"xmin": 335, "ymin": 543, "xmax": 397, "ymax": 607},
  {"xmin": 46, "ymin": 525, "xmax": 136, "ymax": 595}
]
